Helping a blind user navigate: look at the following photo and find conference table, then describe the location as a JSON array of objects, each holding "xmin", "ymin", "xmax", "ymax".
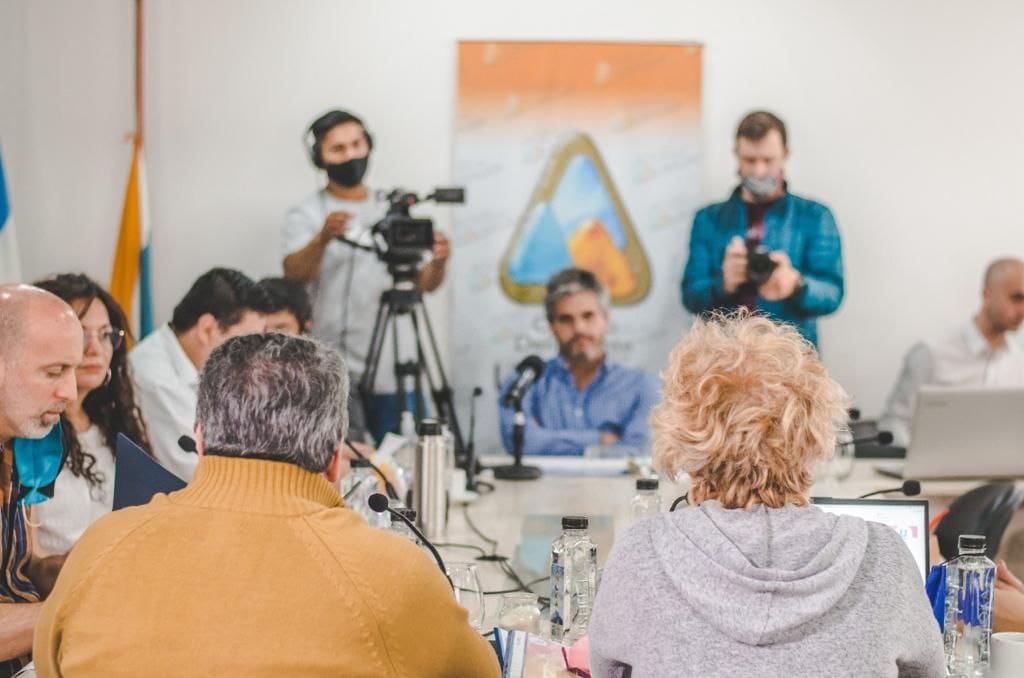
[{"xmin": 436, "ymin": 456, "xmax": 985, "ymax": 676}]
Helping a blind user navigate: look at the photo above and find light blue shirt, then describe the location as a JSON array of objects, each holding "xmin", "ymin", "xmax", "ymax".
[{"xmin": 498, "ymin": 356, "xmax": 660, "ymax": 456}]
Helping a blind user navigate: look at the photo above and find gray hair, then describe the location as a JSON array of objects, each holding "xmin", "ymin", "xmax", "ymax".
[
  {"xmin": 196, "ymin": 333, "xmax": 349, "ymax": 473},
  {"xmin": 543, "ymin": 268, "xmax": 608, "ymax": 321}
]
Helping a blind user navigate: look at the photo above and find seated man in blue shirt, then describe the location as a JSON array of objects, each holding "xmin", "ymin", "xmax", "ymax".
[
  {"xmin": 681, "ymin": 110, "xmax": 844, "ymax": 348},
  {"xmin": 499, "ymin": 268, "xmax": 660, "ymax": 456}
]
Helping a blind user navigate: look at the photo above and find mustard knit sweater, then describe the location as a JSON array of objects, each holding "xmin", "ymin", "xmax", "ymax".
[{"xmin": 33, "ymin": 455, "xmax": 500, "ymax": 677}]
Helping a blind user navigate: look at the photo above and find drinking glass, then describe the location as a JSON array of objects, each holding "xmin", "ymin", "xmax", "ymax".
[{"xmin": 447, "ymin": 561, "xmax": 485, "ymax": 629}]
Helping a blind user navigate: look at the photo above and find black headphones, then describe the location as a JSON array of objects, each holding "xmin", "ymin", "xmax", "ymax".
[{"xmin": 305, "ymin": 109, "xmax": 374, "ymax": 169}]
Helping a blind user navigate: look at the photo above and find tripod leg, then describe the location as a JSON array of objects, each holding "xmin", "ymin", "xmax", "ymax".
[
  {"xmin": 360, "ymin": 294, "xmax": 392, "ymax": 427},
  {"xmin": 414, "ymin": 301, "xmax": 466, "ymax": 455}
]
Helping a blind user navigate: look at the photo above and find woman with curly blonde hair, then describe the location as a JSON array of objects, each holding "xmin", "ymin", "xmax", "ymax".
[{"xmin": 589, "ymin": 314, "xmax": 943, "ymax": 678}]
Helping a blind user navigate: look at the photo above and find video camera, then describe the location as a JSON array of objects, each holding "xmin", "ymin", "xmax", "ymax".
[{"xmin": 371, "ymin": 187, "xmax": 465, "ymax": 270}]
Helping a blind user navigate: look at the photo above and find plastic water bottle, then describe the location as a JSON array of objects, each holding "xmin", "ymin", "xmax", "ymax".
[
  {"xmin": 387, "ymin": 507, "xmax": 421, "ymax": 546},
  {"xmin": 631, "ymin": 478, "xmax": 661, "ymax": 521},
  {"xmin": 550, "ymin": 516, "xmax": 599, "ymax": 643},
  {"xmin": 944, "ymin": 534, "xmax": 996, "ymax": 677},
  {"xmin": 343, "ymin": 459, "xmax": 386, "ymax": 527}
]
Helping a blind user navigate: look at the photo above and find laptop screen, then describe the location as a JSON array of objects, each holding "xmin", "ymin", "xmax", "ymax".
[{"xmin": 812, "ymin": 498, "xmax": 930, "ymax": 581}]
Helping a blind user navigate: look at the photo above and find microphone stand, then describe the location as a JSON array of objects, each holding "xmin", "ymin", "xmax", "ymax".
[{"xmin": 492, "ymin": 402, "xmax": 542, "ymax": 481}]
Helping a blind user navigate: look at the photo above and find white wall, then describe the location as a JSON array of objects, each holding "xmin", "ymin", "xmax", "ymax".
[{"xmin": 3, "ymin": 0, "xmax": 1024, "ymax": 420}]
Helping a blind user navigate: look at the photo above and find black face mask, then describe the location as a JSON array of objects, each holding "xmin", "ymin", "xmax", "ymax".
[{"xmin": 325, "ymin": 156, "xmax": 369, "ymax": 188}]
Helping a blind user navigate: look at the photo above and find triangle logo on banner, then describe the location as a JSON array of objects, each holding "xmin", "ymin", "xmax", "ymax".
[{"xmin": 500, "ymin": 132, "xmax": 651, "ymax": 305}]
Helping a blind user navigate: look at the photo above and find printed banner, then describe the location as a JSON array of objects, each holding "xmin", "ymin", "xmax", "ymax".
[{"xmin": 451, "ymin": 41, "xmax": 702, "ymax": 454}]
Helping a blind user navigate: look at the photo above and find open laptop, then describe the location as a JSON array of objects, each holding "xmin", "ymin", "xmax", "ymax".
[
  {"xmin": 875, "ymin": 386, "xmax": 1024, "ymax": 480},
  {"xmin": 813, "ymin": 497, "xmax": 930, "ymax": 581}
]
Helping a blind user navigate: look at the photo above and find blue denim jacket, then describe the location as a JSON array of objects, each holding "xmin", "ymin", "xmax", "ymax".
[{"xmin": 681, "ymin": 187, "xmax": 844, "ymax": 347}]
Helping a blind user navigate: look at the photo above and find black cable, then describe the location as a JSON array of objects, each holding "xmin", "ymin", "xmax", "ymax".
[
  {"xmin": 462, "ymin": 503, "xmax": 499, "ymax": 554},
  {"xmin": 346, "ymin": 440, "xmax": 399, "ymax": 501},
  {"xmin": 482, "ymin": 576, "xmax": 550, "ymax": 596},
  {"xmin": 435, "ymin": 542, "xmax": 489, "ymax": 558}
]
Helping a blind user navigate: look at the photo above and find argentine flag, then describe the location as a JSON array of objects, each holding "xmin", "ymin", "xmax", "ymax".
[
  {"xmin": 110, "ymin": 138, "xmax": 153, "ymax": 338},
  {"xmin": 0, "ymin": 146, "xmax": 22, "ymax": 283}
]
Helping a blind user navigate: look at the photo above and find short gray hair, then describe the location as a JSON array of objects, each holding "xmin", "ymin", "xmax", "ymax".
[
  {"xmin": 196, "ymin": 333, "xmax": 349, "ymax": 473},
  {"xmin": 543, "ymin": 268, "xmax": 608, "ymax": 321}
]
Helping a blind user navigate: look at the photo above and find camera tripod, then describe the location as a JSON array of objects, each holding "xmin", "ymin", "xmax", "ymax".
[{"xmin": 357, "ymin": 263, "xmax": 468, "ymax": 470}]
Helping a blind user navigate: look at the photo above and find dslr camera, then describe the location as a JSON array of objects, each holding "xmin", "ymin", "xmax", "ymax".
[
  {"xmin": 746, "ymin": 245, "xmax": 778, "ymax": 287},
  {"xmin": 372, "ymin": 187, "xmax": 465, "ymax": 268}
]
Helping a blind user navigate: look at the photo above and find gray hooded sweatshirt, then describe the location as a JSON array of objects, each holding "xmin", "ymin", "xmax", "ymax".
[{"xmin": 588, "ymin": 501, "xmax": 944, "ymax": 678}]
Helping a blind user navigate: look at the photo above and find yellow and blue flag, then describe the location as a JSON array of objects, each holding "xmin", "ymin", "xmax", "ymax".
[{"xmin": 110, "ymin": 138, "xmax": 153, "ymax": 337}]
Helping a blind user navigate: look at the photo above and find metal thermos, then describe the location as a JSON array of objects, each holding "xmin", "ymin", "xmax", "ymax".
[{"xmin": 414, "ymin": 419, "xmax": 448, "ymax": 541}]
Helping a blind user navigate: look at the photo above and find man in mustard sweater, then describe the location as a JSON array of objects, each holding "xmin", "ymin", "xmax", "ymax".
[{"xmin": 34, "ymin": 333, "xmax": 500, "ymax": 677}]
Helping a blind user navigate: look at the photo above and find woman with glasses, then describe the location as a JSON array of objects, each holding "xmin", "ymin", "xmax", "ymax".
[{"xmin": 29, "ymin": 273, "xmax": 151, "ymax": 555}]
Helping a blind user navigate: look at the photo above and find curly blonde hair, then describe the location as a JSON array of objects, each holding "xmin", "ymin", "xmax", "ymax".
[{"xmin": 651, "ymin": 312, "xmax": 849, "ymax": 509}]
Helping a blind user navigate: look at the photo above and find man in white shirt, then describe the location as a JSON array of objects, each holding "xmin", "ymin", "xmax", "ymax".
[
  {"xmin": 282, "ymin": 110, "xmax": 450, "ymax": 442},
  {"xmin": 880, "ymin": 257, "xmax": 1024, "ymax": 445},
  {"xmin": 129, "ymin": 268, "xmax": 267, "ymax": 480}
]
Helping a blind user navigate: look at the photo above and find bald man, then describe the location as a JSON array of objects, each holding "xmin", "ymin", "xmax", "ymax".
[
  {"xmin": 0, "ymin": 284, "xmax": 82, "ymax": 674},
  {"xmin": 880, "ymin": 258, "xmax": 1024, "ymax": 445}
]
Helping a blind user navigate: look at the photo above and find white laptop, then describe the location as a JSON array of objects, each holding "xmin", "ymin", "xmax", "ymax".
[
  {"xmin": 877, "ymin": 386, "xmax": 1024, "ymax": 480},
  {"xmin": 813, "ymin": 497, "xmax": 930, "ymax": 581}
]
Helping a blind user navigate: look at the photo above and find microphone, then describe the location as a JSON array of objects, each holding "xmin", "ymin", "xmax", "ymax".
[
  {"xmin": 859, "ymin": 480, "xmax": 921, "ymax": 499},
  {"xmin": 847, "ymin": 431, "xmax": 894, "ymax": 447},
  {"xmin": 494, "ymin": 361, "xmax": 543, "ymax": 480},
  {"xmin": 367, "ymin": 493, "xmax": 453, "ymax": 589},
  {"xmin": 178, "ymin": 435, "xmax": 197, "ymax": 453},
  {"xmin": 502, "ymin": 355, "xmax": 545, "ymax": 407}
]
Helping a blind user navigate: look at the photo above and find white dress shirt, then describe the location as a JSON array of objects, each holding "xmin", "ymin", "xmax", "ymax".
[
  {"xmin": 128, "ymin": 323, "xmax": 199, "ymax": 481},
  {"xmin": 31, "ymin": 426, "xmax": 114, "ymax": 556},
  {"xmin": 880, "ymin": 320, "xmax": 1024, "ymax": 445}
]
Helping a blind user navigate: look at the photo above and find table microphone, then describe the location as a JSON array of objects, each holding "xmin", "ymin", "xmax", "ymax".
[
  {"xmin": 367, "ymin": 492, "xmax": 453, "ymax": 589},
  {"xmin": 178, "ymin": 435, "xmax": 197, "ymax": 453},
  {"xmin": 502, "ymin": 355, "xmax": 545, "ymax": 407},
  {"xmin": 858, "ymin": 480, "xmax": 921, "ymax": 499}
]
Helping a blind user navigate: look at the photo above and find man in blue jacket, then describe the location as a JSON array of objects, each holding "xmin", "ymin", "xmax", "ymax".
[{"xmin": 682, "ymin": 111, "xmax": 844, "ymax": 348}]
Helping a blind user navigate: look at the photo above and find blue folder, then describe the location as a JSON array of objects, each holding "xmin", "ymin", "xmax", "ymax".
[{"xmin": 113, "ymin": 433, "xmax": 186, "ymax": 510}]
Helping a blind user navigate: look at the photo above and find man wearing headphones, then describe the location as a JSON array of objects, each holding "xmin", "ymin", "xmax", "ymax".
[{"xmin": 282, "ymin": 110, "xmax": 450, "ymax": 442}]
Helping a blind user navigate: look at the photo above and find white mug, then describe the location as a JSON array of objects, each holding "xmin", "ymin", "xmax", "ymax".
[{"xmin": 991, "ymin": 631, "xmax": 1024, "ymax": 677}]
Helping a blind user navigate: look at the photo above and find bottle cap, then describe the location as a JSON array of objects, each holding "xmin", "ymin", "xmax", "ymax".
[
  {"xmin": 636, "ymin": 478, "xmax": 659, "ymax": 491},
  {"xmin": 417, "ymin": 419, "xmax": 442, "ymax": 436},
  {"xmin": 562, "ymin": 515, "xmax": 589, "ymax": 530},
  {"xmin": 394, "ymin": 507, "xmax": 417, "ymax": 521},
  {"xmin": 958, "ymin": 534, "xmax": 986, "ymax": 552}
]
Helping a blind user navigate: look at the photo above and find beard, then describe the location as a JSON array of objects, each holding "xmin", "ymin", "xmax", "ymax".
[
  {"xmin": 15, "ymin": 403, "xmax": 66, "ymax": 439},
  {"xmin": 561, "ymin": 336, "xmax": 602, "ymax": 363}
]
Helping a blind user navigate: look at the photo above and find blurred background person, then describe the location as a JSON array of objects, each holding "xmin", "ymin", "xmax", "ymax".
[
  {"xmin": 258, "ymin": 276, "xmax": 313, "ymax": 336},
  {"xmin": 30, "ymin": 274, "xmax": 150, "ymax": 557},
  {"xmin": 130, "ymin": 268, "xmax": 267, "ymax": 480},
  {"xmin": 682, "ymin": 111, "xmax": 844, "ymax": 349},
  {"xmin": 282, "ymin": 109, "xmax": 450, "ymax": 443},
  {"xmin": 498, "ymin": 268, "xmax": 658, "ymax": 456},
  {"xmin": 880, "ymin": 257, "xmax": 1024, "ymax": 446}
]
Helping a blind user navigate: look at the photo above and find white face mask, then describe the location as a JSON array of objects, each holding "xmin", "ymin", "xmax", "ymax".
[{"xmin": 741, "ymin": 174, "xmax": 779, "ymax": 202}]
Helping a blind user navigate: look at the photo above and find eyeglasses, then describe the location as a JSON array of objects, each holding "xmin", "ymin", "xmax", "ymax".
[{"xmin": 83, "ymin": 328, "xmax": 126, "ymax": 350}]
